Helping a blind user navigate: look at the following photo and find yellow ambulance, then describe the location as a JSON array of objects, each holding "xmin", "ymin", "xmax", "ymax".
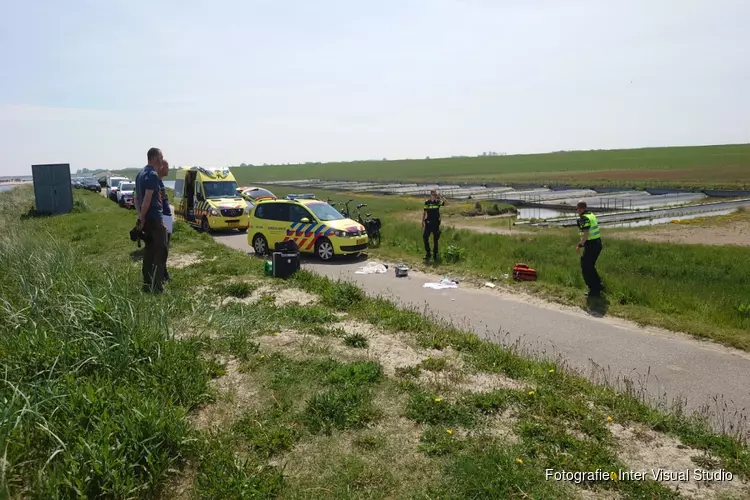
[{"xmin": 172, "ymin": 166, "xmax": 250, "ymax": 232}]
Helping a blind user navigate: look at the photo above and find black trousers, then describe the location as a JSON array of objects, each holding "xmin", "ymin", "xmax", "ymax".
[
  {"xmin": 423, "ymin": 222, "xmax": 440, "ymax": 256},
  {"xmin": 580, "ymin": 238, "xmax": 603, "ymax": 295},
  {"xmin": 142, "ymin": 220, "xmax": 168, "ymax": 292},
  {"xmin": 164, "ymin": 232, "xmax": 171, "ymax": 282}
]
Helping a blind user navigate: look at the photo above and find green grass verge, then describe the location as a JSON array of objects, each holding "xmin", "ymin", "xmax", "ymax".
[{"xmin": 3, "ymin": 186, "xmax": 750, "ymax": 499}]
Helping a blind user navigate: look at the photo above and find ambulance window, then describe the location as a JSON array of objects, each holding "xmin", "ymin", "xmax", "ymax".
[
  {"xmin": 289, "ymin": 205, "xmax": 313, "ymax": 223},
  {"xmin": 174, "ymin": 179, "xmax": 184, "ymax": 196},
  {"xmin": 256, "ymin": 203, "xmax": 287, "ymax": 221}
]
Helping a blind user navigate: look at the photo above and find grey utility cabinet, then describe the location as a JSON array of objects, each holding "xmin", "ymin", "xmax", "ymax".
[{"xmin": 32, "ymin": 163, "xmax": 74, "ymax": 215}]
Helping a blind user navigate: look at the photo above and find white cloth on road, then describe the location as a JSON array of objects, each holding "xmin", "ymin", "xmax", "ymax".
[
  {"xmin": 355, "ymin": 261, "xmax": 388, "ymax": 274},
  {"xmin": 423, "ymin": 279, "xmax": 458, "ymax": 289}
]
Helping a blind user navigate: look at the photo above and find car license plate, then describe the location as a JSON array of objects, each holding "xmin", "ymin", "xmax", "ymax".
[{"xmin": 357, "ymin": 238, "xmax": 366, "ymax": 245}]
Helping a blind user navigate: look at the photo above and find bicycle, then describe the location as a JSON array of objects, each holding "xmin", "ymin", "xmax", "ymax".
[
  {"xmin": 355, "ymin": 203, "xmax": 382, "ymax": 247},
  {"xmin": 338, "ymin": 199, "xmax": 353, "ymax": 219}
]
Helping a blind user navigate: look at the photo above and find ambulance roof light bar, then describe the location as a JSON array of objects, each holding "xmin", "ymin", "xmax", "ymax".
[{"xmin": 286, "ymin": 194, "xmax": 317, "ymax": 200}]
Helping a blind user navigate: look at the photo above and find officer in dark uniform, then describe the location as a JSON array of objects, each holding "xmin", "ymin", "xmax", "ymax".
[
  {"xmin": 575, "ymin": 200, "xmax": 604, "ymax": 297},
  {"xmin": 422, "ymin": 189, "xmax": 446, "ymax": 261}
]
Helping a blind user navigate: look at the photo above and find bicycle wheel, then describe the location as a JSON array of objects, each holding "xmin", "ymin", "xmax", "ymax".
[{"xmin": 369, "ymin": 231, "xmax": 381, "ymax": 247}]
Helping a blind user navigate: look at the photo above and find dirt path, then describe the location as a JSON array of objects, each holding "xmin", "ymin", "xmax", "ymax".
[
  {"xmin": 608, "ymin": 214, "xmax": 750, "ymax": 246},
  {"xmin": 401, "ymin": 211, "xmax": 536, "ymax": 236},
  {"xmin": 404, "ymin": 208, "xmax": 750, "ymax": 245},
  {"xmin": 215, "ymin": 232, "xmax": 750, "ymax": 436}
]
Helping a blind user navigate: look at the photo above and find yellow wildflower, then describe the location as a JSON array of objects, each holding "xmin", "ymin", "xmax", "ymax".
[
  {"xmin": 516, "ymin": 458, "xmax": 523, "ymax": 464},
  {"xmin": 445, "ymin": 429, "xmax": 453, "ymax": 435},
  {"xmin": 528, "ymin": 391, "xmax": 535, "ymax": 396},
  {"xmin": 434, "ymin": 397, "xmax": 442, "ymax": 403},
  {"xmin": 607, "ymin": 416, "xmax": 613, "ymax": 422}
]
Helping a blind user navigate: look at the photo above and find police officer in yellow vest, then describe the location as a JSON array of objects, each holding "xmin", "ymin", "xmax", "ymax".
[{"xmin": 575, "ymin": 200, "xmax": 604, "ymax": 297}]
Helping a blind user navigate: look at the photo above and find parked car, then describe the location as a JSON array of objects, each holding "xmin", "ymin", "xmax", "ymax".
[
  {"xmin": 106, "ymin": 177, "xmax": 130, "ymax": 201},
  {"xmin": 248, "ymin": 194, "xmax": 368, "ymax": 261},
  {"xmin": 237, "ymin": 186, "xmax": 276, "ymax": 210},
  {"xmin": 116, "ymin": 181, "xmax": 136, "ymax": 208},
  {"xmin": 81, "ymin": 177, "xmax": 102, "ymax": 192}
]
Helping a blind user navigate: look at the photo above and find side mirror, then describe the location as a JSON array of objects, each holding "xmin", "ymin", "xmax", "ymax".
[
  {"xmin": 300, "ymin": 217, "xmax": 310, "ymax": 224},
  {"xmin": 196, "ymin": 193, "xmax": 204, "ymax": 201}
]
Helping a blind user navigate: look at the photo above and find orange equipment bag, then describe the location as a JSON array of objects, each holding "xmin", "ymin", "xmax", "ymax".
[{"xmin": 512, "ymin": 263, "xmax": 537, "ymax": 281}]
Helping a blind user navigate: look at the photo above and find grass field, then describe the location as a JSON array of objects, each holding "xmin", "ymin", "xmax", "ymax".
[
  {"xmin": 232, "ymin": 143, "xmax": 750, "ymax": 189},
  {"xmin": 4, "ymin": 186, "xmax": 750, "ymax": 499},
  {"xmin": 115, "ymin": 143, "xmax": 750, "ymax": 190}
]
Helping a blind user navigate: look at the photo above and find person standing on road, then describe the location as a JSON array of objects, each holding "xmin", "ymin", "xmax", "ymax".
[
  {"xmin": 159, "ymin": 158, "xmax": 172, "ymax": 284},
  {"xmin": 422, "ymin": 189, "xmax": 446, "ymax": 262},
  {"xmin": 575, "ymin": 200, "xmax": 604, "ymax": 298},
  {"xmin": 135, "ymin": 147, "xmax": 167, "ymax": 293}
]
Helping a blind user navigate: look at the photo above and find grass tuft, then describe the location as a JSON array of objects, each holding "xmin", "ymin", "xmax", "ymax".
[
  {"xmin": 217, "ymin": 281, "xmax": 257, "ymax": 298},
  {"xmin": 302, "ymin": 385, "xmax": 381, "ymax": 435},
  {"xmin": 343, "ymin": 332, "xmax": 369, "ymax": 349}
]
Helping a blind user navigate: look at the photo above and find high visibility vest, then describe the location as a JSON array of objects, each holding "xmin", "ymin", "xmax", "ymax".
[
  {"xmin": 424, "ymin": 199, "xmax": 444, "ymax": 222},
  {"xmin": 579, "ymin": 212, "xmax": 601, "ymax": 240}
]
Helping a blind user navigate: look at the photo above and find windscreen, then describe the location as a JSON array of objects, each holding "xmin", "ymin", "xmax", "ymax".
[
  {"xmin": 307, "ymin": 202, "xmax": 345, "ymax": 221},
  {"xmin": 203, "ymin": 181, "xmax": 239, "ymax": 198},
  {"xmin": 119, "ymin": 182, "xmax": 135, "ymax": 191},
  {"xmin": 244, "ymin": 188, "xmax": 275, "ymax": 199}
]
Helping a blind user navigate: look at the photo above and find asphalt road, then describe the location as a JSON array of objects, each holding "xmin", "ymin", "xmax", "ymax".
[{"xmin": 215, "ymin": 232, "xmax": 750, "ymax": 430}]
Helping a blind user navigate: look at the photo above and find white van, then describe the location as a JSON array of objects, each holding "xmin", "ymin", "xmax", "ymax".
[{"xmin": 106, "ymin": 176, "xmax": 130, "ymax": 201}]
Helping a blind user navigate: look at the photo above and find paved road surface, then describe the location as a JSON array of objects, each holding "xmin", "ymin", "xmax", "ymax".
[{"xmin": 214, "ymin": 232, "xmax": 750, "ymax": 430}]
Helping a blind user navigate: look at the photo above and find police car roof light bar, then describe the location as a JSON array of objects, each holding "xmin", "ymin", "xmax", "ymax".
[{"xmin": 287, "ymin": 194, "xmax": 317, "ymax": 200}]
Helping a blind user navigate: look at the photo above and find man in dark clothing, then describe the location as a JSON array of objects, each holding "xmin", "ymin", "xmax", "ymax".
[
  {"xmin": 158, "ymin": 158, "xmax": 172, "ymax": 284},
  {"xmin": 422, "ymin": 189, "xmax": 446, "ymax": 261},
  {"xmin": 135, "ymin": 147, "xmax": 167, "ymax": 293},
  {"xmin": 575, "ymin": 200, "xmax": 604, "ymax": 298}
]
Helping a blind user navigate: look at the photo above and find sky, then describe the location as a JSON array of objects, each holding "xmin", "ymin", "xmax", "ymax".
[{"xmin": 1, "ymin": 0, "xmax": 748, "ymax": 176}]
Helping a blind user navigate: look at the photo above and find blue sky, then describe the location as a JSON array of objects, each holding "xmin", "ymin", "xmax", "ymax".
[{"xmin": 1, "ymin": 0, "xmax": 748, "ymax": 175}]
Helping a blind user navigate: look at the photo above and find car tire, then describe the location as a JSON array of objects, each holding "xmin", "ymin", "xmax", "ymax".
[
  {"xmin": 201, "ymin": 217, "xmax": 211, "ymax": 232},
  {"xmin": 252, "ymin": 234, "xmax": 268, "ymax": 256},
  {"xmin": 119, "ymin": 198, "xmax": 125, "ymax": 207},
  {"xmin": 315, "ymin": 238, "xmax": 334, "ymax": 262}
]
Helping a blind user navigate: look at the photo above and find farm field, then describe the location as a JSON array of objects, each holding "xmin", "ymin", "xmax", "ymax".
[
  {"xmin": 114, "ymin": 143, "xmax": 750, "ymax": 190},
  {"xmin": 4, "ymin": 186, "xmax": 750, "ymax": 499},
  {"xmin": 230, "ymin": 143, "xmax": 750, "ymax": 189}
]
